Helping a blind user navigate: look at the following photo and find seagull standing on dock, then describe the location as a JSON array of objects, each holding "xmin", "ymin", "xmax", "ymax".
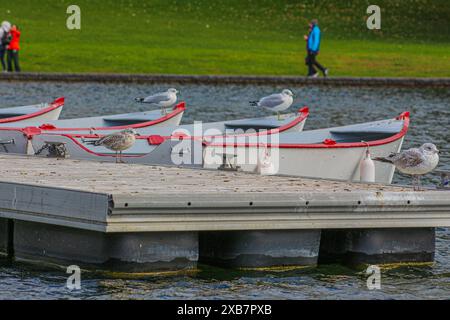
[
  {"xmin": 250, "ymin": 89, "xmax": 295, "ymax": 120},
  {"xmin": 135, "ymin": 88, "xmax": 178, "ymax": 115},
  {"xmin": 374, "ymin": 143, "xmax": 440, "ymax": 190},
  {"xmin": 85, "ymin": 128, "xmax": 140, "ymax": 163}
]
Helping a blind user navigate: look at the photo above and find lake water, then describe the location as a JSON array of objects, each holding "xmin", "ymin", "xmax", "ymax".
[{"xmin": 0, "ymin": 81, "xmax": 449, "ymax": 299}]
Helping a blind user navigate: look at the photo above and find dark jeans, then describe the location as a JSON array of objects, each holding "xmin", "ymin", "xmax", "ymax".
[
  {"xmin": 0, "ymin": 48, "xmax": 6, "ymax": 71},
  {"xmin": 306, "ymin": 51, "xmax": 325, "ymax": 76},
  {"xmin": 7, "ymin": 50, "xmax": 20, "ymax": 72}
]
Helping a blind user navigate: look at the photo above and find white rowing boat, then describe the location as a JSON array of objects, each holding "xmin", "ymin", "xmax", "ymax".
[
  {"xmin": 203, "ymin": 111, "xmax": 410, "ymax": 184},
  {"xmin": 27, "ymin": 108, "xmax": 309, "ymax": 160},
  {"xmin": 0, "ymin": 102, "xmax": 186, "ymax": 154},
  {"xmin": 0, "ymin": 97, "xmax": 64, "ymax": 124}
]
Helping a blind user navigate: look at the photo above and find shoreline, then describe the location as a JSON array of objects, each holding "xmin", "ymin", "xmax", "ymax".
[{"xmin": 1, "ymin": 72, "xmax": 450, "ymax": 87}]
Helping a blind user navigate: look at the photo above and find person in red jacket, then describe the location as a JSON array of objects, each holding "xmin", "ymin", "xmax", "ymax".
[{"xmin": 7, "ymin": 24, "xmax": 20, "ymax": 72}]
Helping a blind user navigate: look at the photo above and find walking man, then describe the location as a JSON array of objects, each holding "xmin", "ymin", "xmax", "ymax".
[
  {"xmin": 0, "ymin": 21, "xmax": 11, "ymax": 72},
  {"xmin": 304, "ymin": 19, "xmax": 328, "ymax": 77},
  {"xmin": 7, "ymin": 24, "xmax": 21, "ymax": 72}
]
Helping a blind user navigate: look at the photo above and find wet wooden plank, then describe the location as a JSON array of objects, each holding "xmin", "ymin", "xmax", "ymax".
[{"xmin": 0, "ymin": 154, "xmax": 408, "ymax": 195}]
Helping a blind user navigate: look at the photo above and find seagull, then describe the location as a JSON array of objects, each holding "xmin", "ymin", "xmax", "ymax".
[
  {"xmin": 374, "ymin": 143, "xmax": 440, "ymax": 190},
  {"xmin": 85, "ymin": 128, "xmax": 140, "ymax": 163},
  {"xmin": 135, "ymin": 88, "xmax": 178, "ymax": 115},
  {"xmin": 250, "ymin": 89, "xmax": 294, "ymax": 120}
]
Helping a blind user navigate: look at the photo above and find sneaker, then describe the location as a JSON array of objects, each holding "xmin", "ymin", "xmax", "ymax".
[
  {"xmin": 324, "ymin": 68, "xmax": 329, "ymax": 77},
  {"xmin": 312, "ymin": 72, "xmax": 319, "ymax": 78}
]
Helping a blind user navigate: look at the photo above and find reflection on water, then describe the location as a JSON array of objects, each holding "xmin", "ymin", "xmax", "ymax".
[
  {"xmin": 0, "ymin": 81, "xmax": 449, "ymax": 299},
  {"xmin": 1, "ymin": 228, "xmax": 450, "ymax": 300}
]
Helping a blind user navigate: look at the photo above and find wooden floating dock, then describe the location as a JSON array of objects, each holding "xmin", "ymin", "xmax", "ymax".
[{"xmin": 1, "ymin": 154, "xmax": 449, "ymax": 272}]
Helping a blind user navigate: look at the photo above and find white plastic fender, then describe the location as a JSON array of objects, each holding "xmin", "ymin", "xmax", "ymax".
[
  {"xmin": 257, "ymin": 147, "xmax": 276, "ymax": 176},
  {"xmin": 360, "ymin": 148, "xmax": 376, "ymax": 183}
]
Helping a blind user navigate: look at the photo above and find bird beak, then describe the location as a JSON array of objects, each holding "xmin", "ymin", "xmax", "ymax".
[{"xmin": 136, "ymin": 133, "xmax": 141, "ymax": 136}]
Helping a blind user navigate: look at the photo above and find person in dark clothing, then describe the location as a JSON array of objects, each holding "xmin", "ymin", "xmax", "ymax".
[
  {"xmin": 0, "ymin": 21, "xmax": 12, "ymax": 72},
  {"xmin": 6, "ymin": 24, "xmax": 20, "ymax": 72},
  {"xmin": 304, "ymin": 19, "xmax": 328, "ymax": 77}
]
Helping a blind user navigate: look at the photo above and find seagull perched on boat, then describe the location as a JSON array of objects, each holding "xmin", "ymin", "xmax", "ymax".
[
  {"xmin": 135, "ymin": 88, "xmax": 178, "ymax": 115},
  {"xmin": 85, "ymin": 128, "xmax": 140, "ymax": 163},
  {"xmin": 250, "ymin": 89, "xmax": 294, "ymax": 120},
  {"xmin": 374, "ymin": 143, "xmax": 440, "ymax": 191}
]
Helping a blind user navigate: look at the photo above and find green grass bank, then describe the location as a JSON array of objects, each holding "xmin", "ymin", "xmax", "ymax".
[{"xmin": 1, "ymin": 0, "xmax": 449, "ymax": 77}]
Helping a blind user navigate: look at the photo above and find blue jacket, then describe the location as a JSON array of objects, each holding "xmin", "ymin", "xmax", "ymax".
[{"xmin": 307, "ymin": 25, "xmax": 321, "ymax": 53}]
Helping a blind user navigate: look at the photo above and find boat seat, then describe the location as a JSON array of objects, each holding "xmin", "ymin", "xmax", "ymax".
[
  {"xmin": 329, "ymin": 130, "xmax": 399, "ymax": 143},
  {"xmin": 330, "ymin": 132, "xmax": 395, "ymax": 143},
  {"xmin": 329, "ymin": 120, "xmax": 403, "ymax": 143},
  {"xmin": 102, "ymin": 113, "xmax": 160, "ymax": 126},
  {"xmin": 224, "ymin": 120, "xmax": 281, "ymax": 131}
]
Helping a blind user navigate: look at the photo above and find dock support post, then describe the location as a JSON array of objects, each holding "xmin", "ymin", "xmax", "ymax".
[
  {"xmin": 199, "ymin": 230, "xmax": 321, "ymax": 268},
  {"xmin": 0, "ymin": 218, "xmax": 8, "ymax": 257},
  {"xmin": 107, "ymin": 232, "xmax": 199, "ymax": 272},
  {"xmin": 319, "ymin": 228, "xmax": 435, "ymax": 266},
  {"xmin": 0, "ymin": 218, "xmax": 14, "ymax": 258},
  {"xmin": 13, "ymin": 220, "xmax": 109, "ymax": 265},
  {"xmin": 13, "ymin": 221, "xmax": 198, "ymax": 272}
]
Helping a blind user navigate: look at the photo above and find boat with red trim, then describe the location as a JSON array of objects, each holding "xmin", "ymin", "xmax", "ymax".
[
  {"xmin": 27, "ymin": 108, "xmax": 310, "ymax": 161},
  {"xmin": 0, "ymin": 97, "xmax": 64, "ymax": 124},
  {"xmin": 203, "ymin": 111, "xmax": 410, "ymax": 184},
  {"xmin": 0, "ymin": 102, "xmax": 186, "ymax": 153}
]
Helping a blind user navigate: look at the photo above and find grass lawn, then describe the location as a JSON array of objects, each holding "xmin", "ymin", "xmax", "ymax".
[{"xmin": 1, "ymin": 0, "xmax": 449, "ymax": 77}]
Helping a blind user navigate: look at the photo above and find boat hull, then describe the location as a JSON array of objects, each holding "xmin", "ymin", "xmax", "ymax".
[
  {"xmin": 15, "ymin": 104, "xmax": 63, "ymax": 124},
  {"xmin": 203, "ymin": 137, "xmax": 404, "ymax": 184},
  {"xmin": 0, "ymin": 97, "xmax": 64, "ymax": 124},
  {"xmin": 202, "ymin": 112, "xmax": 410, "ymax": 184},
  {"xmin": 26, "ymin": 116, "xmax": 306, "ymax": 164},
  {"xmin": 0, "ymin": 130, "xmax": 31, "ymax": 155},
  {"xmin": 25, "ymin": 109, "xmax": 309, "ymax": 158}
]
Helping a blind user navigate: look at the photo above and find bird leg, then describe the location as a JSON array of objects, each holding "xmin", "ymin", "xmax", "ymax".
[
  {"xmin": 115, "ymin": 151, "xmax": 119, "ymax": 163},
  {"xmin": 277, "ymin": 112, "xmax": 281, "ymax": 121},
  {"xmin": 162, "ymin": 107, "xmax": 167, "ymax": 116},
  {"xmin": 119, "ymin": 151, "xmax": 125, "ymax": 164},
  {"xmin": 412, "ymin": 175, "xmax": 422, "ymax": 191}
]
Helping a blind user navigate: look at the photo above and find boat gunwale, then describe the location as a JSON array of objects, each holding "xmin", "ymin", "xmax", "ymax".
[{"xmin": 204, "ymin": 111, "xmax": 410, "ymax": 149}]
